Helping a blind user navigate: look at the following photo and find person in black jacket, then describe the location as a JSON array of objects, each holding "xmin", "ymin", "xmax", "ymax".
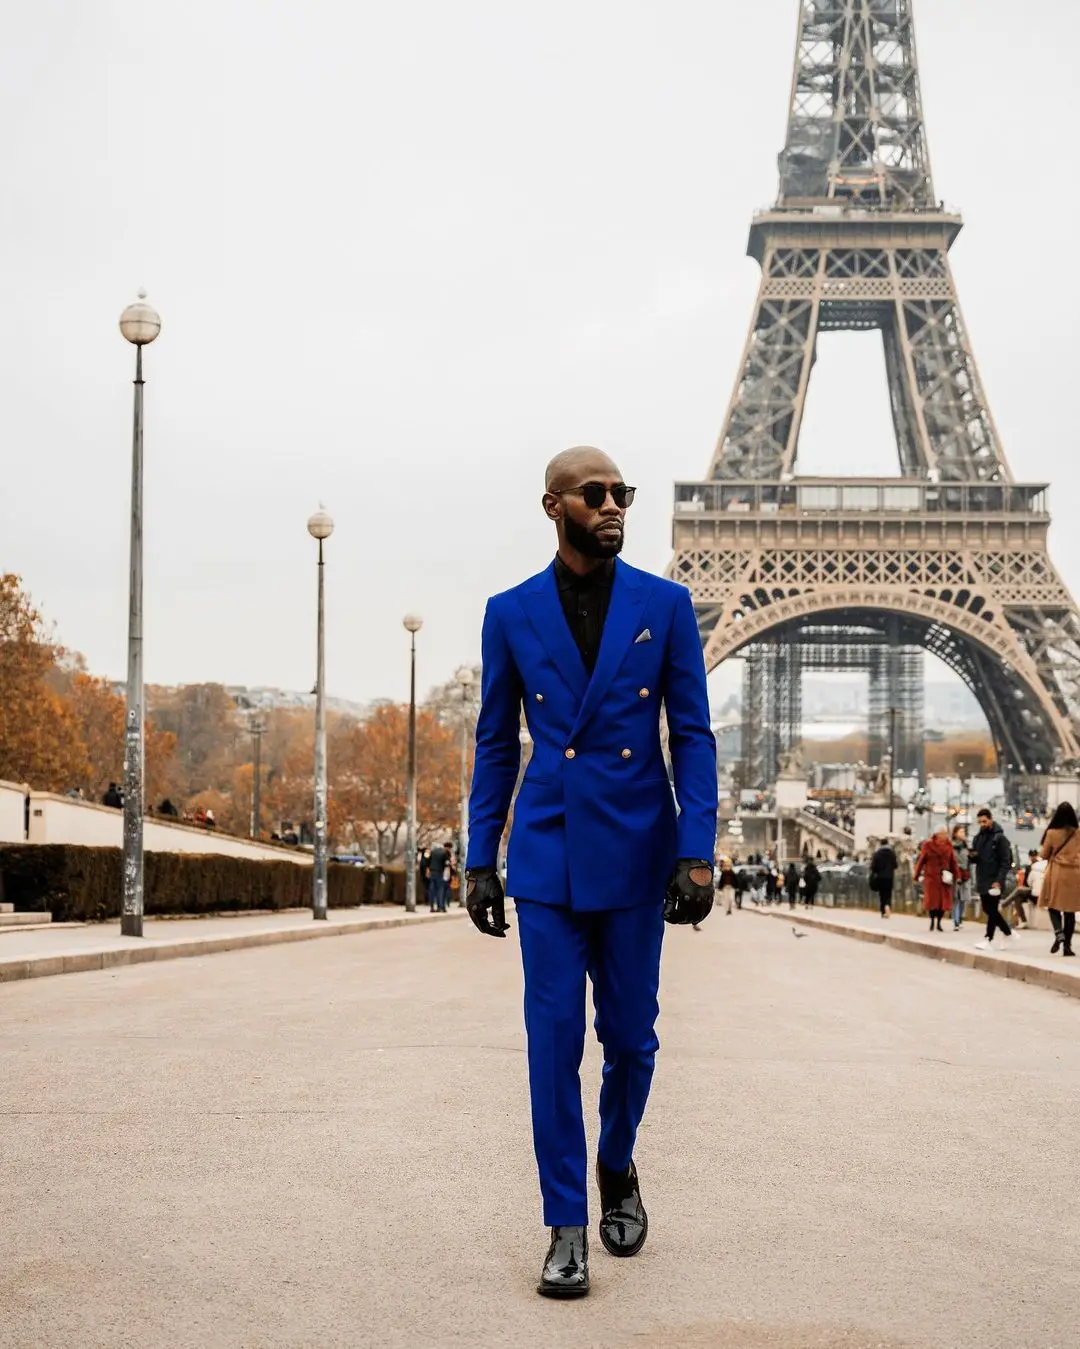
[
  {"xmin": 783, "ymin": 862, "xmax": 800, "ymax": 909},
  {"xmin": 802, "ymin": 859, "xmax": 821, "ymax": 908},
  {"xmin": 870, "ymin": 841, "xmax": 898, "ymax": 918},
  {"xmin": 969, "ymin": 807, "xmax": 1014, "ymax": 950}
]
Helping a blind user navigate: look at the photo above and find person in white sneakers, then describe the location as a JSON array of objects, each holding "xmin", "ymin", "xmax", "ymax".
[{"xmin": 969, "ymin": 807, "xmax": 1014, "ymax": 951}]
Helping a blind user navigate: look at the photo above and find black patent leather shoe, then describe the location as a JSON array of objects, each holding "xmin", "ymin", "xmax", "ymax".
[
  {"xmin": 537, "ymin": 1226, "xmax": 589, "ymax": 1298},
  {"xmin": 596, "ymin": 1158, "xmax": 648, "ymax": 1257}
]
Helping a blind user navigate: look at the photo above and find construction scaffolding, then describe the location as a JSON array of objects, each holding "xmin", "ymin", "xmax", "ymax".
[{"xmin": 739, "ymin": 620, "xmax": 925, "ymax": 788}]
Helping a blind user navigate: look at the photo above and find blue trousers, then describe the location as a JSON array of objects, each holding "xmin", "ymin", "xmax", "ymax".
[
  {"xmin": 516, "ymin": 899, "xmax": 665, "ymax": 1227},
  {"xmin": 427, "ymin": 876, "xmax": 448, "ymax": 911}
]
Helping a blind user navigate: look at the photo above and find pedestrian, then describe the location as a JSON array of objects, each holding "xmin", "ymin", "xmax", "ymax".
[
  {"xmin": 717, "ymin": 856, "xmax": 737, "ymax": 917},
  {"xmin": 870, "ymin": 839, "xmax": 897, "ymax": 918},
  {"xmin": 765, "ymin": 866, "xmax": 779, "ymax": 904},
  {"xmin": 1001, "ymin": 850, "xmax": 1035, "ymax": 930},
  {"xmin": 913, "ymin": 827, "xmax": 958, "ymax": 933},
  {"xmin": 426, "ymin": 841, "xmax": 451, "ymax": 912},
  {"xmin": 969, "ymin": 806, "xmax": 1014, "ymax": 951},
  {"xmin": 802, "ymin": 859, "xmax": 821, "ymax": 908},
  {"xmin": 464, "ymin": 445, "xmax": 718, "ymax": 1299},
  {"xmin": 950, "ymin": 823, "xmax": 970, "ymax": 930},
  {"xmin": 784, "ymin": 861, "xmax": 799, "ymax": 909},
  {"xmin": 102, "ymin": 782, "xmax": 122, "ymax": 809},
  {"xmin": 1038, "ymin": 802, "xmax": 1080, "ymax": 957}
]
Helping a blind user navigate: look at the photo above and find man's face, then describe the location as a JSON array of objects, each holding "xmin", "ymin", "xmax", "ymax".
[
  {"xmin": 545, "ymin": 455, "xmax": 629, "ymax": 558},
  {"xmin": 978, "ymin": 813, "xmax": 992, "ymax": 831}
]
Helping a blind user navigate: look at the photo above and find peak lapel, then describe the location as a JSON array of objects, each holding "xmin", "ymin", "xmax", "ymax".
[
  {"xmin": 571, "ymin": 561, "xmax": 645, "ymax": 738},
  {"xmin": 516, "ymin": 562, "xmax": 590, "ymax": 703}
]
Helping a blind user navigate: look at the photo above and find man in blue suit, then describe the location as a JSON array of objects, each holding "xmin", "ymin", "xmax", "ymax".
[{"xmin": 465, "ymin": 446, "xmax": 718, "ymax": 1298}]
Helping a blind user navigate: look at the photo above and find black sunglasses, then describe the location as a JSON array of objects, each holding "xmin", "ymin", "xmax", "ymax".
[{"xmin": 553, "ymin": 482, "xmax": 637, "ymax": 510}]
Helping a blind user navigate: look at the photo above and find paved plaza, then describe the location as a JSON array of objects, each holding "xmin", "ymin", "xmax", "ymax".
[
  {"xmin": 750, "ymin": 903, "xmax": 1080, "ymax": 1001},
  {"xmin": 2, "ymin": 908, "xmax": 1079, "ymax": 1349}
]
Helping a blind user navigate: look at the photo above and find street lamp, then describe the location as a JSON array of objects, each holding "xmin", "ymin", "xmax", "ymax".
[
  {"xmin": 249, "ymin": 716, "xmax": 266, "ymax": 839},
  {"xmin": 455, "ymin": 666, "xmax": 475, "ymax": 899},
  {"xmin": 403, "ymin": 614, "xmax": 423, "ymax": 912},
  {"xmin": 308, "ymin": 508, "xmax": 334, "ymax": 919},
  {"xmin": 118, "ymin": 292, "xmax": 162, "ymax": 938}
]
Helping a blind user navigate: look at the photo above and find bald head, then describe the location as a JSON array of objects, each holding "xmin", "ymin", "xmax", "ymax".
[{"xmin": 545, "ymin": 446, "xmax": 622, "ymax": 494}]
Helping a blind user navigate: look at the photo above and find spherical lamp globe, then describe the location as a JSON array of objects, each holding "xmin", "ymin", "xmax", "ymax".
[
  {"xmin": 403, "ymin": 614, "xmax": 423, "ymax": 635},
  {"xmin": 119, "ymin": 291, "xmax": 162, "ymax": 346},
  {"xmin": 307, "ymin": 508, "xmax": 334, "ymax": 541}
]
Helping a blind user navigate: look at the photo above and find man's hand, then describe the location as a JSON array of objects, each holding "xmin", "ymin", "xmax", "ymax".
[
  {"xmin": 664, "ymin": 858, "xmax": 715, "ymax": 927},
  {"xmin": 465, "ymin": 867, "xmax": 511, "ymax": 938}
]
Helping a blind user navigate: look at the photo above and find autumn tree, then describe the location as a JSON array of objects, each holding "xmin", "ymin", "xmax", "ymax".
[
  {"xmin": 62, "ymin": 671, "xmax": 179, "ymax": 805},
  {"xmin": 330, "ymin": 703, "xmax": 461, "ymax": 862},
  {"xmin": 0, "ymin": 575, "xmax": 89, "ymax": 790},
  {"xmin": 147, "ymin": 683, "xmax": 244, "ymax": 798}
]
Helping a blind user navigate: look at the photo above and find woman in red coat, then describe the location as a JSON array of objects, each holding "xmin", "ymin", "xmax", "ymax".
[{"xmin": 914, "ymin": 828, "xmax": 960, "ymax": 933}]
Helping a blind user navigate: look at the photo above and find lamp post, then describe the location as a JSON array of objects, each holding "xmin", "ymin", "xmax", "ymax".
[
  {"xmin": 249, "ymin": 716, "xmax": 265, "ymax": 839},
  {"xmin": 403, "ymin": 614, "xmax": 423, "ymax": 912},
  {"xmin": 118, "ymin": 292, "xmax": 162, "ymax": 938},
  {"xmin": 308, "ymin": 508, "xmax": 334, "ymax": 919},
  {"xmin": 888, "ymin": 704, "xmax": 899, "ymax": 835},
  {"xmin": 455, "ymin": 666, "xmax": 475, "ymax": 890}
]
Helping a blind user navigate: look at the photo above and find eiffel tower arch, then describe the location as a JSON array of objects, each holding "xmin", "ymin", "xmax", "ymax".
[{"xmin": 672, "ymin": 0, "xmax": 1080, "ymax": 792}]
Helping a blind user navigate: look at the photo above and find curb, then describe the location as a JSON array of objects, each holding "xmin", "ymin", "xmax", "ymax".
[
  {"xmin": 748, "ymin": 907, "xmax": 1080, "ymax": 1001},
  {"xmin": 0, "ymin": 910, "xmax": 467, "ymax": 985}
]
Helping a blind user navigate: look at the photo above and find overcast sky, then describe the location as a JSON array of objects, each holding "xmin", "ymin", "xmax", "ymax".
[{"xmin": 3, "ymin": 0, "xmax": 1078, "ymax": 708}]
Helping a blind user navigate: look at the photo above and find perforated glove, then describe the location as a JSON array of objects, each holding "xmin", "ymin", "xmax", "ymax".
[
  {"xmin": 664, "ymin": 858, "xmax": 715, "ymax": 927},
  {"xmin": 465, "ymin": 867, "xmax": 511, "ymax": 938}
]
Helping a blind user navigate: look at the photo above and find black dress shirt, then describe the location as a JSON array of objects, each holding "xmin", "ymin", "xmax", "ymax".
[{"xmin": 554, "ymin": 556, "xmax": 614, "ymax": 673}]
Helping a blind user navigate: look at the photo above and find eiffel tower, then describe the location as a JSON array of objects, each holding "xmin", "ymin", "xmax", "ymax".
[{"xmin": 672, "ymin": 0, "xmax": 1080, "ymax": 796}]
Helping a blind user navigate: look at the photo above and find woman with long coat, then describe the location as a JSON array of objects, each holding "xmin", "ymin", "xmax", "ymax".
[
  {"xmin": 1039, "ymin": 802, "xmax": 1080, "ymax": 957},
  {"xmin": 913, "ymin": 828, "xmax": 959, "ymax": 933}
]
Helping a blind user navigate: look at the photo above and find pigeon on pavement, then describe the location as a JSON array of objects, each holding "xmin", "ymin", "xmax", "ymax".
[{"xmin": 792, "ymin": 927, "xmax": 808, "ymax": 939}]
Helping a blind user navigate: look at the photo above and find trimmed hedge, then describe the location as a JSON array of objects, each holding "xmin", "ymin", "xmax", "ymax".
[{"xmin": 0, "ymin": 846, "xmax": 406, "ymax": 923}]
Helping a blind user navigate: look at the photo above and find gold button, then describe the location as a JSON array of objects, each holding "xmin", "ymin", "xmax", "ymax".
[
  {"xmin": 621, "ymin": 748, "xmax": 632, "ymax": 759},
  {"xmin": 565, "ymin": 748, "xmax": 576, "ymax": 760},
  {"xmin": 535, "ymin": 693, "xmax": 544, "ymax": 703},
  {"xmin": 639, "ymin": 688, "xmax": 650, "ymax": 698}
]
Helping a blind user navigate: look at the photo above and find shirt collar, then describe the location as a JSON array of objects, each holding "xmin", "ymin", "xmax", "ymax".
[{"xmin": 554, "ymin": 555, "xmax": 614, "ymax": 593}]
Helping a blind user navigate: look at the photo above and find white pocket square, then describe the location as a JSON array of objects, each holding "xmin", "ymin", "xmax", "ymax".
[{"xmin": 634, "ymin": 629, "xmax": 652, "ymax": 644}]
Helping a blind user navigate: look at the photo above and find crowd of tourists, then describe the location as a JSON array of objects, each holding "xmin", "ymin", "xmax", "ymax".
[
  {"xmin": 870, "ymin": 804, "xmax": 1080, "ymax": 958},
  {"xmin": 693, "ymin": 853, "xmax": 823, "ymax": 931}
]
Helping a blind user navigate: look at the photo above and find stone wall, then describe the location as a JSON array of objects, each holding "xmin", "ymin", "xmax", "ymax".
[
  {"xmin": 24, "ymin": 793, "xmax": 312, "ymax": 866},
  {"xmin": 0, "ymin": 781, "xmax": 27, "ymax": 844}
]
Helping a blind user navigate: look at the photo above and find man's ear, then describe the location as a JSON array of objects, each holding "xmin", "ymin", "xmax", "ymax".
[{"xmin": 542, "ymin": 492, "xmax": 561, "ymax": 521}]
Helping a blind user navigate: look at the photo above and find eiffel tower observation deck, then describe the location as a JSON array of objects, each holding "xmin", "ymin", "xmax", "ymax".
[{"xmin": 672, "ymin": 0, "xmax": 1080, "ymax": 794}]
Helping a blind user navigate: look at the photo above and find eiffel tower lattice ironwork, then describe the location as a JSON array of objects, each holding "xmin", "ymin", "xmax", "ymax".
[{"xmin": 671, "ymin": 0, "xmax": 1080, "ymax": 790}]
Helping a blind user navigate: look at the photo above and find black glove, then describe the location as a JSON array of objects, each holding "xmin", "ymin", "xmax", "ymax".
[
  {"xmin": 664, "ymin": 858, "xmax": 715, "ymax": 926},
  {"xmin": 465, "ymin": 867, "xmax": 510, "ymax": 938}
]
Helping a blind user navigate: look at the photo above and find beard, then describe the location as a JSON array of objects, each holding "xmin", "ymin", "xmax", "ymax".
[{"xmin": 564, "ymin": 514, "xmax": 624, "ymax": 558}]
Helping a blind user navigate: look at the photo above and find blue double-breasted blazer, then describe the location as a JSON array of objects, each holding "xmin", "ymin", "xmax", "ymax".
[{"xmin": 466, "ymin": 558, "xmax": 718, "ymax": 911}]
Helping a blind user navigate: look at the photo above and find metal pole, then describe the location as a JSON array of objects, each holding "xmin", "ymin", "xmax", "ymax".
[
  {"xmin": 889, "ymin": 704, "xmax": 898, "ymax": 835},
  {"xmin": 250, "ymin": 721, "xmax": 263, "ymax": 839},
  {"xmin": 121, "ymin": 345, "xmax": 145, "ymax": 938},
  {"xmin": 312, "ymin": 541, "xmax": 328, "ymax": 919},
  {"xmin": 459, "ymin": 682, "xmax": 469, "ymax": 901},
  {"xmin": 405, "ymin": 632, "xmax": 418, "ymax": 912}
]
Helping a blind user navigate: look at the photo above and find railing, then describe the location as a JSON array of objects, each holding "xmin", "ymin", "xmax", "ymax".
[
  {"xmin": 795, "ymin": 809, "xmax": 855, "ymax": 852},
  {"xmin": 674, "ymin": 479, "xmax": 1049, "ymax": 518}
]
